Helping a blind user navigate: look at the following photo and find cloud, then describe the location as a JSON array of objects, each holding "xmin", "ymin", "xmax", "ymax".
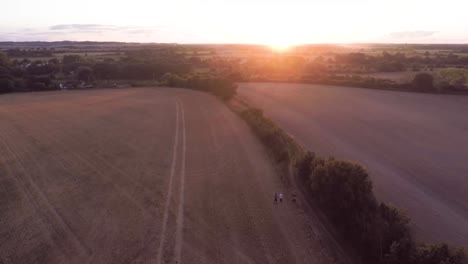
[
  {"xmin": 50, "ymin": 24, "xmax": 105, "ymax": 30},
  {"xmin": 388, "ymin": 30, "xmax": 436, "ymax": 39},
  {"xmin": 47, "ymin": 24, "xmax": 162, "ymax": 35},
  {"xmin": 0, "ymin": 24, "xmax": 167, "ymax": 42}
]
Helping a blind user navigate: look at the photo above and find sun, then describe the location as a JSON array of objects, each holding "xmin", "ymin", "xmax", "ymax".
[
  {"xmin": 267, "ymin": 37, "xmax": 296, "ymax": 52},
  {"xmin": 270, "ymin": 44, "xmax": 292, "ymax": 52}
]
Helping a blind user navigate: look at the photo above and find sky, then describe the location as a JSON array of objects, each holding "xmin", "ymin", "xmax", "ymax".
[{"xmin": 1, "ymin": 0, "xmax": 468, "ymax": 44}]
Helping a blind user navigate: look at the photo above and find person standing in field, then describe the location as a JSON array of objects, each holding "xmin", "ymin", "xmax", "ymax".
[
  {"xmin": 274, "ymin": 193, "xmax": 278, "ymax": 205},
  {"xmin": 279, "ymin": 192, "xmax": 284, "ymax": 203}
]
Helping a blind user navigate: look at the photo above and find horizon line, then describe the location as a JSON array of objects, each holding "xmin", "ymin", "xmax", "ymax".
[{"xmin": 1, "ymin": 40, "xmax": 468, "ymax": 46}]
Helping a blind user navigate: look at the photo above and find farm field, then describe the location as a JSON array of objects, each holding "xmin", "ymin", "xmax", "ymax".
[
  {"xmin": 0, "ymin": 88, "xmax": 338, "ymax": 264},
  {"xmin": 238, "ymin": 82, "xmax": 468, "ymax": 248}
]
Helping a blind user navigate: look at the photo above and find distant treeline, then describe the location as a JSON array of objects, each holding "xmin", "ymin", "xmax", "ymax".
[
  {"xmin": 0, "ymin": 50, "xmax": 192, "ymax": 93},
  {"xmin": 2, "ymin": 44, "xmax": 468, "ymax": 95},
  {"xmin": 0, "ymin": 47, "xmax": 238, "ymax": 99},
  {"xmin": 238, "ymin": 106, "xmax": 467, "ymax": 264}
]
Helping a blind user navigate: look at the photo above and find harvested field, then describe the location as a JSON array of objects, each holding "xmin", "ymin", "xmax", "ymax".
[
  {"xmin": 0, "ymin": 88, "xmax": 337, "ymax": 264},
  {"xmin": 358, "ymin": 71, "xmax": 417, "ymax": 83},
  {"xmin": 238, "ymin": 82, "xmax": 468, "ymax": 248},
  {"xmin": 349, "ymin": 71, "xmax": 435, "ymax": 84}
]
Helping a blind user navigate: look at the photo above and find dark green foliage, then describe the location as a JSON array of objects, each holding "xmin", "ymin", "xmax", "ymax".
[
  {"xmin": 0, "ymin": 52, "xmax": 9, "ymax": 66},
  {"xmin": 412, "ymin": 73, "xmax": 435, "ymax": 92},
  {"xmin": 0, "ymin": 78, "xmax": 14, "ymax": 93},
  {"xmin": 384, "ymin": 236, "xmax": 414, "ymax": 264},
  {"xmin": 48, "ymin": 58, "xmax": 60, "ymax": 65},
  {"xmin": 296, "ymin": 151, "xmax": 315, "ymax": 184},
  {"xmin": 90, "ymin": 63, "xmax": 190, "ymax": 80},
  {"xmin": 77, "ymin": 66, "xmax": 94, "ymax": 81},
  {"xmin": 162, "ymin": 73, "xmax": 237, "ymax": 100},
  {"xmin": 93, "ymin": 63, "xmax": 119, "ymax": 79},
  {"xmin": 26, "ymin": 63, "xmax": 58, "ymax": 75},
  {"xmin": 311, "ymin": 160, "xmax": 377, "ymax": 235},
  {"xmin": 379, "ymin": 203, "xmax": 411, "ymax": 254},
  {"xmin": 411, "ymin": 244, "xmax": 467, "ymax": 264},
  {"xmin": 29, "ymin": 82, "xmax": 47, "ymax": 91},
  {"xmin": 6, "ymin": 48, "xmax": 52, "ymax": 58},
  {"xmin": 62, "ymin": 55, "xmax": 82, "ymax": 64},
  {"xmin": 240, "ymin": 108, "xmax": 292, "ymax": 162}
]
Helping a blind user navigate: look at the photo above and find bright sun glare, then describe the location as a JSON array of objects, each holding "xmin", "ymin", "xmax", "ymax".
[
  {"xmin": 270, "ymin": 44, "xmax": 292, "ymax": 52},
  {"xmin": 265, "ymin": 28, "xmax": 297, "ymax": 52}
]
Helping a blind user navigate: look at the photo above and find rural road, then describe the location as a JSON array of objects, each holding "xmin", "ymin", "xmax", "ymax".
[
  {"xmin": 0, "ymin": 88, "xmax": 339, "ymax": 264},
  {"xmin": 238, "ymin": 82, "xmax": 468, "ymax": 248}
]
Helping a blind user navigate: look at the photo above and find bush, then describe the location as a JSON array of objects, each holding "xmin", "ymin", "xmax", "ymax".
[
  {"xmin": 62, "ymin": 55, "xmax": 82, "ymax": 64},
  {"xmin": 296, "ymin": 151, "xmax": 315, "ymax": 184},
  {"xmin": 0, "ymin": 78, "xmax": 14, "ymax": 93},
  {"xmin": 241, "ymin": 108, "xmax": 290, "ymax": 162},
  {"xmin": 310, "ymin": 159, "xmax": 379, "ymax": 249},
  {"xmin": 162, "ymin": 73, "xmax": 237, "ymax": 100},
  {"xmin": 29, "ymin": 82, "xmax": 47, "ymax": 91},
  {"xmin": 77, "ymin": 66, "xmax": 94, "ymax": 81},
  {"xmin": 411, "ymin": 243, "xmax": 467, "ymax": 264},
  {"xmin": 412, "ymin": 73, "xmax": 435, "ymax": 92}
]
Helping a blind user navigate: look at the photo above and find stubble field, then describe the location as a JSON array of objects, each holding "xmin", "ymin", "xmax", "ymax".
[{"xmin": 0, "ymin": 87, "xmax": 338, "ymax": 264}]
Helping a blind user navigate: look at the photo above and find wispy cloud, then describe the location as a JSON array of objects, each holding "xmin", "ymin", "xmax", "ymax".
[
  {"xmin": 49, "ymin": 24, "xmax": 106, "ymax": 30},
  {"xmin": 48, "ymin": 24, "xmax": 162, "ymax": 34},
  {"xmin": 388, "ymin": 30, "xmax": 436, "ymax": 39},
  {"xmin": 0, "ymin": 24, "xmax": 167, "ymax": 42}
]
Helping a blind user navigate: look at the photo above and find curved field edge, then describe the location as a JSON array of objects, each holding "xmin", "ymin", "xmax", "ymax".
[{"xmin": 227, "ymin": 96, "xmax": 467, "ymax": 264}]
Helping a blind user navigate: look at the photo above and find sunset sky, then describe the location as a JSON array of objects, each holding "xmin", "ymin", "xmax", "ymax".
[{"xmin": 1, "ymin": 0, "xmax": 467, "ymax": 44}]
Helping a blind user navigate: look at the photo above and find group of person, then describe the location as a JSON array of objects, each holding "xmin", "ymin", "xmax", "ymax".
[{"xmin": 273, "ymin": 192, "xmax": 284, "ymax": 204}]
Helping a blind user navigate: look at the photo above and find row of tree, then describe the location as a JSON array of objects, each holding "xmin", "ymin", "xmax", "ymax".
[
  {"xmin": 1, "ymin": 47, "xmax": 466, "ymax": 95},
  {"xmin": 161, "ymin": 73, "xmax": 237, "ymax": 100}
]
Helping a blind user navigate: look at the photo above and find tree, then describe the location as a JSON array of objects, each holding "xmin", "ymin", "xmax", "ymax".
[
  {"xmin": 412, "ymin": 243, "xmax": 467, "ymax": 264},
  {"xmin": 412, "ymin": 73, "xmax": 434, "ymax": 92},
  {"xmin": 29, "ymin": 82, "xmax": 47, "ymax": 91},
  {"xmin": 0, "ymin": 78, "xmax": 14, "ymax": 93},
  {"xmin": 311, "ymin": 159, "xmax": 377, "ymax": 231},
  {"xmin": 62, "ymin": 55, "xmax": 81, "ymax": 64},
  {"xmin": 93, "ymin": 63, "xmax": 118, "ymax": 80},
  {"xmin": 48, "ymin": 58, "xmax": 60, "ymax": 65},
  {"xmin": 296, "ymin": 151, "xmax": 315, "ymax": 184},
  {"xmin": 0, "ymin": 52, "xmax": 9, "ymax": 66},
  {"xmin": 77, "ymin": 66, "xmax": 94, "ymax": 81}
]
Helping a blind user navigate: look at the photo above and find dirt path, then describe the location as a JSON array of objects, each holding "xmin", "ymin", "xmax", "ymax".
[
  {"xmin": 0, "ymin": 88, "xmax": 334, "ymax": 264},
  {"xmin": 238, "ymin": 82, "xmax": 468, "ymax": 248}
]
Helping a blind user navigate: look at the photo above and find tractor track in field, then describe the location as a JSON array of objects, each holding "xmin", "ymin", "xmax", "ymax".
[
  {"xmin": 156, "ymin": 99, "xmax": 180, "ymax": 264},
  {"xmin": 174, "ymin": 98, "xmax": 187, "ymax": 264}
]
